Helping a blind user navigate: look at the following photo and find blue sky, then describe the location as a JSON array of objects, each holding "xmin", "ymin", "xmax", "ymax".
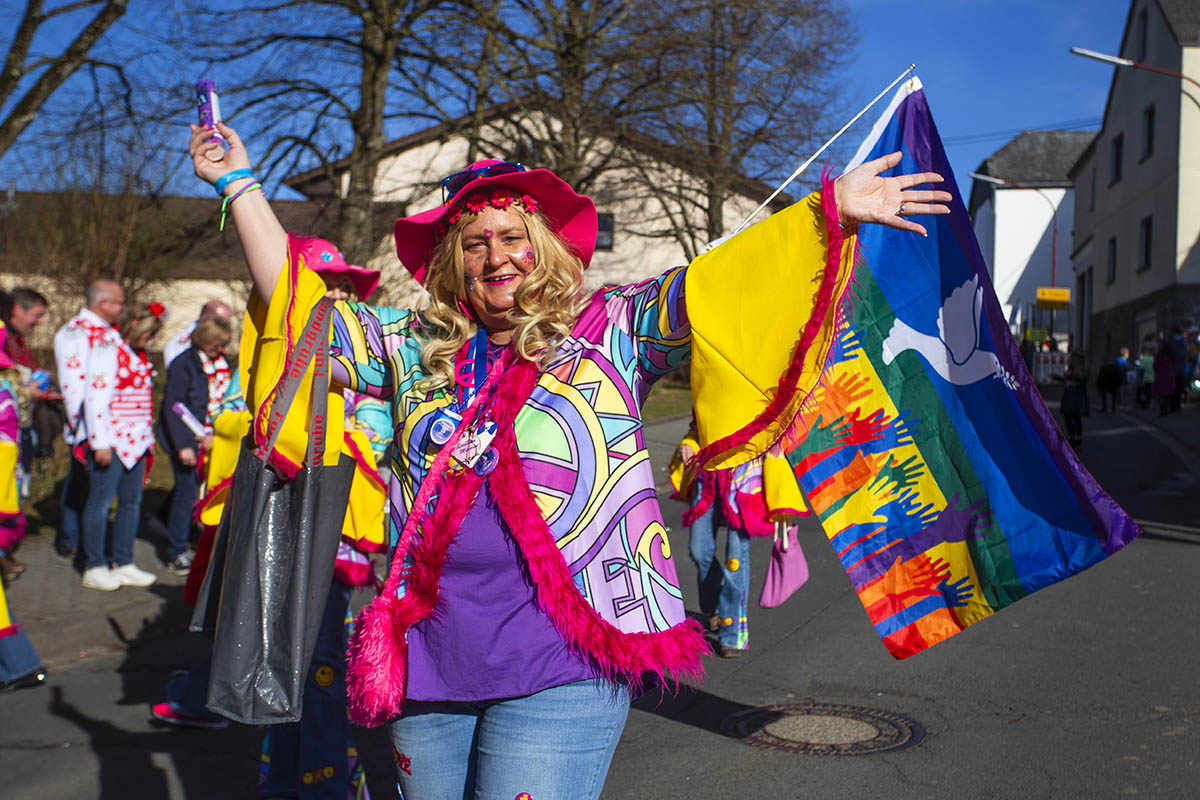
[
  {"xmin": 839, "ymin": 0, "xmax": 1134, "ymax": 198},
  {"xmin": 1, "ymin": 0, "xmax": 1137, "ymax": 201}
]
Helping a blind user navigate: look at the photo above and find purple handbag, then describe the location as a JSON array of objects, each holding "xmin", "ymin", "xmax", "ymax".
[{"xmin": 759, "ymin": 521, "xmax": 809, "ymax": 608}]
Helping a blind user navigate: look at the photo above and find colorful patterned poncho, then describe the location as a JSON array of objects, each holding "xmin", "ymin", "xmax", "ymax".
[{"xmin": 240, "ymin": 190, "xmax": 845, "ymax": 696}]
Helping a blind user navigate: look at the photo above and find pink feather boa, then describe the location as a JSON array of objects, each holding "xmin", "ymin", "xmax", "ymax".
[
  {"xmin": 346, "ymin": 354, "xmax": 708, "ymax": 727},
  {"xmin": 346, "ymin": 351, "xmax": 520, "ymax": 726}
]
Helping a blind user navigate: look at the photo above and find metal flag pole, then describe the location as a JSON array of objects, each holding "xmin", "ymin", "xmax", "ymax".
[{"xmin": 709, "ymin": 63, "xmax": 917, "ymax": 251}]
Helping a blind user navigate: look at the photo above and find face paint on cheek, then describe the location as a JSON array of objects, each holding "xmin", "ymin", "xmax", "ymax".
[{"xmin": 522, "ymin": 249, "xmax": 535, "ymax": 267}]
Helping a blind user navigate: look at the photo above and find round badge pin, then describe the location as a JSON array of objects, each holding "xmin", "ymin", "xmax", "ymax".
[
  {"xmin": 314, "ymin": 665, "xmax": 335, "ymax": 687},
  {"xmin": 474, "ymin": 447, "xmax": 499, "ymax": 476},
  {"xmin": 429, "ymin": 415, "xmax": 455, "ymax": 445}
]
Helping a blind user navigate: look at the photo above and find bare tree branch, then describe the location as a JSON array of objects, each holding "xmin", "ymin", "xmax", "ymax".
[{"xmin": 0, "ymin": 0, "xmax": 129, "ymax": 157}]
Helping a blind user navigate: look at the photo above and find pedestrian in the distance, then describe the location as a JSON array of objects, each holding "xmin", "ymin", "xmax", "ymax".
[
  {"xmin": 3, "ymin": 287, "xmax": 55, "ymax": 469},
  {"xmin": 76, "ymin": 299, "xmax": 163, "ymax": 590},
  {"xmin": 1166, "ymin": 326, "xmax": 1188, "ymax": 412},
  {"xmin": 1096, "ymin": 355, "xmax": 1123, "ymax": 413},
  {"xmin": 1117, "ymin": 346, "xmax": 1133, "ymax": 406},
  {"xmin": 1058, "ymin": 348, "xmax": 1089, "ymax": 447},
  {"xmin": 163, "ymin": 299, "xmax": 233, "ymax": 368},
  {"xmin": 1136, "ymin": 345, "xmax": 1154, "ymax": 409},
  {"xmin": 0, "ymin": 319, "xmax": 46, "ymax": 690},
  {"xmin": 157, "ymin": 316, "xmax": 233, "ymax": 575},
  {"xmin": 152, "ymin": 244, "xmax": 383, "ymax": 800},
  {"xmin": 1153, "ymin": 334, "xmax": 1177, "ymax": 416},
  {"xmin": 671, "ymin": 424, "xmax": 806, "ymax": 657},
  {"xmin": 0, "ymin": 320, "xmax": 31, "ymax": 583},
  {"xmin": 0, "ymin": 338, "xmax": 43, "ymax": 690}
]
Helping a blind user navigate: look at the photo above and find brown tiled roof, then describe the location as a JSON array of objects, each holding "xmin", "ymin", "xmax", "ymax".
[
  {"xmin": 967, "ymin": 130, "xmax": 1097, "ymax": 218},
  {"xmin": 974, "ymin": 130, "xmax": 1097, "ymax": 185},
  {"xmin": 0, "ymin": 191, "xmax": 400, "ymax": 283}
]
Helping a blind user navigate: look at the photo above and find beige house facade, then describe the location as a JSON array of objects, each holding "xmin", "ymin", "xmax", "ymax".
[
  {"xmin": 1068, "ymin": 0, "xmax": 1200, "ymax": 367},
  {"xmin": 3, "ymin": 118, "xmax": 786, "ymax": 359},
  {"xmin": 0, "ymin": 193, "xmax": 346, "ymax": 356},
  {"xmin": 284, "ymin": 113, "xmax": 786, "ymax": 308}
]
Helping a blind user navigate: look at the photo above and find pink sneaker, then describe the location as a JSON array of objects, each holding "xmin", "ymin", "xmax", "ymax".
[{"xmin": 151, "ymin": 702, "xmax": 228, "ymax": 730}]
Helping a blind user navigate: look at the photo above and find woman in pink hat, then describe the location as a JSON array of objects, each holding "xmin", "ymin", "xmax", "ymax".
[{"xmin": 189, "ymin": 120, "xmax": 948, "ymax": 797}]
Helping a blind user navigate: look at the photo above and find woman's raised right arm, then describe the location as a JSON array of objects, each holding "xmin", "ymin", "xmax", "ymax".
[{"xmin": 189, "ymin": 122, "xmax": 285, "ymax": 301}]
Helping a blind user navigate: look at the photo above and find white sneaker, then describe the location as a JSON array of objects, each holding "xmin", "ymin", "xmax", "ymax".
[
  {"xmin": 81, "ymin": 566, "xmax": 121, "ymax": 591},
  {"xmin": 111, "ymin": 562, "xmax": 157, "ymax": 587}
]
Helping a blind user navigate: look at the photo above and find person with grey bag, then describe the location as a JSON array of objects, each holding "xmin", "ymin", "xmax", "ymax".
[{"xmin": 191, "ymin": 297, "xmax": 355, "ymax": 724}]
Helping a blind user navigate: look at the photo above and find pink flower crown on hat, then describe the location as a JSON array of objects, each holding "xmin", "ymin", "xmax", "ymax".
[{"xmin": 437, "ymin": 189, "xmax": 541, "ymax": 238}]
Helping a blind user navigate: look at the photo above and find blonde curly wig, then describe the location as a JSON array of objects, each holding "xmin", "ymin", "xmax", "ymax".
[{"xmin": 415, "ymin": 201, "xmax": 585, "ymax": 392}]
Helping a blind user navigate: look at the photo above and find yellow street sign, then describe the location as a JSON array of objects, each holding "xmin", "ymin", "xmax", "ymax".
[{"xmin": 1036, "ymin": 287, "xmax": 1070, "ymax": 309}]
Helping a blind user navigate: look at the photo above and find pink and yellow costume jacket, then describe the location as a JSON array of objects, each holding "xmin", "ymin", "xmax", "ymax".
[
  {"xmin": 241, "ymin": 185, "xmax": 852, "ymax": 696},
  {"xmin": 191, "ymin": 374, "xmax": 389, "ymax": 596},
  {"xmin": 0, "ymin": 373, "xmax": 25, "ymax": 551},
  {"xmin": 669, "ymin": 425, "xmax": 807, "ymax": 536}
]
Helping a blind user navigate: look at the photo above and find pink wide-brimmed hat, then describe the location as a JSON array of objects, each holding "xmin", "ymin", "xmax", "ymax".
[
  {"xmin": 290, "ymin": 234, "xmax": 381, "ymax": 301},
  {"xmin": 393, "ymin": 159, "xmax": 598, "ymax": 284}
]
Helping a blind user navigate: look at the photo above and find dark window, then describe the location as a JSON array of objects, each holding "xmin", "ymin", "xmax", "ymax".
[
  {"xmin": 1110, "ymin": 134, "xmax": 1123, "ymax": 185},
  {"xmin": 1106, "ymin": 236, "xmax": 1117, "ymax": 284},
  {"xmin": 1089, "ymin": 167, "xmax": 1096, "ymax": 212},
  {"xmin": 1141, "ymin": 105, "xmax": 1155, "ymax": 159},
  {"xmin": 596, "ymin": 212, "xmax": 614, "ymax": 251},
  {"xmin": 1138, "ymin": 216, "xmax": 1152, "ymax": 272},
  {"xmin": 1136, "ymin": 9, "xmax": 1148, "ymax": 61}
]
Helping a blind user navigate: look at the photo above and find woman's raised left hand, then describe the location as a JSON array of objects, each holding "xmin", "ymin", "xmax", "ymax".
[{"xmin": 834, "ymin": 151, "xmax": 953, "ymax": 236}]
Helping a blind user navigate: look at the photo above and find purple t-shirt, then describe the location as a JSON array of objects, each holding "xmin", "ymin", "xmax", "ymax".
[
  {"xmin": 405, "ymin": 339, "xmax": 596, "ymax": 701},
  {"xmin": 405, "ymin": 485, "xmax": 598, "ymax": 701}
]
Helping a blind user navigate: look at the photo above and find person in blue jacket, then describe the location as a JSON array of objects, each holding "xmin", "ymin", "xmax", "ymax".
[{"xmin": 157, "ymin": 316, "xmax": 233, "ymax": 574}]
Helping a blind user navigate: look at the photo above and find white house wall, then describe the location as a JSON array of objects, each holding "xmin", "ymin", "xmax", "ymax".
[
  {"xmin": 1072, "ymin": 1, "xmax": 1188, "ymax": 315},
  {"xmin": 973, "ymin": 193, "xmax": 996, "ymax": 282},
  {"xmin": 1177, "ymin": 44, "xmax": 1200, "ymax": 284},
  {"xmin": 989, "ymin": 187, "xmax": 1070, "ymax": 330}
]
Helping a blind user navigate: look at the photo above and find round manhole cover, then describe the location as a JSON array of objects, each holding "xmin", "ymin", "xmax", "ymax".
[{"xmin": 720, "ymin": 703, "xmax": 925, "ymax": 755}]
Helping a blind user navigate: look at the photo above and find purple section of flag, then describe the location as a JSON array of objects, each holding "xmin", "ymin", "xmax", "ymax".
[{"xmin": 891, "ymin": 87, "xmax": 1140, "ymax": 557}]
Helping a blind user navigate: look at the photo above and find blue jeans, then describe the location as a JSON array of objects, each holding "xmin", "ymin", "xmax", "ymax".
[
  {"xmin": 388, "ymin": 678, "xmax": 630, "ymax": 800},
  {"xmin": 259, "ymin": 581, "xmax": 355, "ymax": 799},
  {"xmin": 0, "ymin": 614, "xmax": 43, "ymax": 685},
  {"xmin": 58, "ymin": 456, "xmax": 89, "ymax": 552},
  {"xmin": 688, "ymin": 491, "xmax": 751, "ymax": 650},
  {"xmin": 165, "ymin": 459, "xmax": 199, "ymax": 560},
  {"xmin": 81, "ymin": 452, "xmax": 146, "ymax": 570}
]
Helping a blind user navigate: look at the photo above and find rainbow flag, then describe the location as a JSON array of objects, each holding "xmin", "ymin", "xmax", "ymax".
[{"xmin": 779, "ymin": 76, "xmax": 1139, "ymax": 658}]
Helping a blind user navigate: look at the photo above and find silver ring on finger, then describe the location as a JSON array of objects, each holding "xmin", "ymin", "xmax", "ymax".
[{"xmin": 897, "ymin": 201, "xmax": 907, "ymax": 217}]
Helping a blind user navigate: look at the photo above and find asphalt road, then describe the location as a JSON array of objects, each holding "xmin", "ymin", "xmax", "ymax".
[{"xmin": 2, "ymin": 399, "xmax": 1197, "ymax": 799}]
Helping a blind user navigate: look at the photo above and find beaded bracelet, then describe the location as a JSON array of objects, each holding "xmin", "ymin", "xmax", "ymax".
[
  {"xmin": 214, "ymin": 168, "xmax": 255, "ymax": 196},
  {"xmin": 219, "ymin": 182, "xmax": 262, "ymax": 231}
]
